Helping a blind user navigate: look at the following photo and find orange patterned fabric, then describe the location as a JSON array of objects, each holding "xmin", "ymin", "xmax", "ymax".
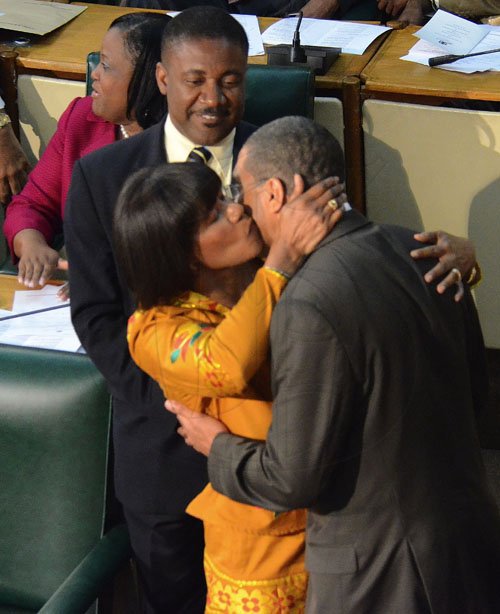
[
  {"xmin": 127, "ymin": 266, "xmax": 308, "ymax": 603},
  {"xmin": 205, "ymin": 552, "xmax": 307, "ymax": 613}
]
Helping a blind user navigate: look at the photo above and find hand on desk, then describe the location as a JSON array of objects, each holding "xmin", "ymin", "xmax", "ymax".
[
  {"xmin": 14, "ymin": 228, "xmax": 68, "ymax": 289},
  {"xmin": 166, "ymin": 399, "xmax": 228, "ymax": 457},
  {"xmin": 411, "ymin": 230, "xmax": 477, "ymax": 301},
  {"xmin": 0, "ymin": 124, "xmax": 30, "ymax": 204}
]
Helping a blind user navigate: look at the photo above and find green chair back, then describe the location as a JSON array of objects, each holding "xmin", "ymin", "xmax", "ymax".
[
  {"xmin": 0, "ymin": 345, "xmax": 111, "ymax": 612},
  {"xmin": 243, "ymin": 64, "xmax": 315, "ymax": 124},
  {"xmin": 0, "ymin": 206, "xmax": 16, "ymax": 276},
  {"xmin": 86, "ymin": 52, "xmax": 315, "ymax": 126}
]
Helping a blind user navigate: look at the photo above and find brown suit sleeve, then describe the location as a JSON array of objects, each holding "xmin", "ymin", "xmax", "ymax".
[{"xmin": 208, "ymin": 293, "xmax": 358, "ymax": 512}]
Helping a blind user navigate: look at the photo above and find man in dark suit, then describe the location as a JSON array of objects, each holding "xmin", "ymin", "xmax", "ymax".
[
  {"xmin": 169, "ymin": 116, "xmax": 500, "ymax": 613},
  {"xmin": 64, "ymin": 8, "xmax": 255, "ymax": 613}
]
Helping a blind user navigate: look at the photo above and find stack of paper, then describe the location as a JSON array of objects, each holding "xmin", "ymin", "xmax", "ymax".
[
  {"xmin": 262, "ymin": 18, "xmax": 390, "ymax": 55},
  {"xmin": 0, "ymin": 285, "xmax": 82, "ymax": 353},
  {"xmin": 0, "ymin": 0, "xmax": 86, "ymax": 36},
  {"xmin": 402, "ymin": 10, "xmax": 500, "ymax": 73}
]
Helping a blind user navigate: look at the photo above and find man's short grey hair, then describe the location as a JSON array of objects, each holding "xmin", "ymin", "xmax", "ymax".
[{"xmin": 243, "ymin": 116, "xmax": 345, "ymax": 193}]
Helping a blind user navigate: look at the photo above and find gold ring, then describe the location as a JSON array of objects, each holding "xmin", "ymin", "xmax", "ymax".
[
  {"xmin": 327, "ymin": 198, "xmax": 338, "ymax": 212},
  {"xmin": 451, "ymin": 267, "xmax": 462, "ymax": 283}
]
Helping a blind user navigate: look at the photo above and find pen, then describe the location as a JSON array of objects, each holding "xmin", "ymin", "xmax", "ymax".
[
  {"xmin": 429, "ymin": 46, "xmax": 500, "ymax": 67},
  {"xmin": 0, "ymin": 303, "xmax": 70, "ymax": 322}
]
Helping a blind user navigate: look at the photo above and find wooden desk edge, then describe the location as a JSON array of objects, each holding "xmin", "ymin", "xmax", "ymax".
[{"xmin": 360, "ymin": 26, "xmax": 500, "ymax": 102}]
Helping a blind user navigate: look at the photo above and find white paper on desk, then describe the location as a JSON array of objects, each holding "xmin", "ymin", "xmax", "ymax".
[
  {"xmin": 402, "ymin": 35, "xmax": 500, "ymax": 73},
  {"xmin": 12, "ymin": 285, "xmax": 62, "ymax": 313},
  {"xmin": 0, "ymin": 304, "xmax": 81, "ymax": 352},
  {"xmin": 416, "ymin": 10, "xmax": 488, "ymax": 55},
  {"xmin": 167, "ymin": 12, "xmax": 264, "ymax": 56},
  {"xmin": 233, "ymin": 14, "xmax": 265, "ymax": 56},
  {"xmin": 262, "ymin": 18, "xmax": 389, "ymax": 55},
  {"xmin": 0, "ymin": 0, "xmax": 87, "ymax": 36}
]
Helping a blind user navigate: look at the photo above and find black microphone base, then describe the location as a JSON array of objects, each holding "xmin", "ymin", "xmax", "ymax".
[{"xmin": 266, "ymin": 45, "xmax": 341, "ymax": 75}]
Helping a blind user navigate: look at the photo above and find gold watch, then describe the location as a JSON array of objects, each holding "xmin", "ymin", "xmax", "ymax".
[{"xmin": 0, "ymin": 109, "xmax": 11, "ymax": 129}]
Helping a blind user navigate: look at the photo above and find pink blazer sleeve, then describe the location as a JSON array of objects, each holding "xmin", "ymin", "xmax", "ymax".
[{"xmin": 3, "ymin": 96, "xmax": 116, "ymax": 261}]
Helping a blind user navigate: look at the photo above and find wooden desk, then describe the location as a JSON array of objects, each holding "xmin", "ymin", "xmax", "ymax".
[
  {"xmin": 0, "ymin": 275, "xmax": 22, "ymax": 310},
  {"xmin": 11, "ymin": 4, "xmax": 165, "ymax": 81},
  {"xmin": 0, "ymin": 274, "xmax": 62, "ymax": 311},
  {"xmin": 10, "ymin": 3, "xmax": 385, "ymax": 92},
  {"xmin": 361, "ymin": 25, "xmax": 500, "ymax": 103}
]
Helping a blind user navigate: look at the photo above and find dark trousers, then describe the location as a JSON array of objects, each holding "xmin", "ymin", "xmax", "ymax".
[{"xmin": 123, "ymin": 507, "xmax": 206, "ymax": 614}]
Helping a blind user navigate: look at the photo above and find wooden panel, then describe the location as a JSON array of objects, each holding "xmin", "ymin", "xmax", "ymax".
[
  {"xmin": 18, "ymin": 75, "xmax": 85, "ymax": 164},
  {"xmin": 363, "ymin": 99, "xmax": 500, "ymax": 348}
]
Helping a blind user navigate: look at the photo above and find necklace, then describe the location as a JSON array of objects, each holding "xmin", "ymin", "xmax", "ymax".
[{"xmin": 119, "ymin": 124, "xmax": 129, "ymax": 139}]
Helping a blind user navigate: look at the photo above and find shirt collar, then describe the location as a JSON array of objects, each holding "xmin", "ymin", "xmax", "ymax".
[{"xmin": 164, "ymin": 115, "xmax": 235, "ymax": 184}]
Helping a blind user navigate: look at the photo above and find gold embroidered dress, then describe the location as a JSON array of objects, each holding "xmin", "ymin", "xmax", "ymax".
[{"xmin": 127, "ymin": 267, "xmax": 307, "ymax": 613}]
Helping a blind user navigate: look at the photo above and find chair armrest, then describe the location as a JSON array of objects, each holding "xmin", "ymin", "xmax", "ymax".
[{"xmin": 39, "ymin": 524, "xmax": 131, "ymax": 614}]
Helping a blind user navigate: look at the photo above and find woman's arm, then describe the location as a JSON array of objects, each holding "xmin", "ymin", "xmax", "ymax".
[
  {"xmin": 4, "ymin": 98, "xmax": 81, "ymax": 286},
  {"xmin": 128, "ymin": 266, "xmax": 288, "ymax": 398},
  {"xmin": 128, "ymin": 176, "xmax": 345, "ymax": 398}
]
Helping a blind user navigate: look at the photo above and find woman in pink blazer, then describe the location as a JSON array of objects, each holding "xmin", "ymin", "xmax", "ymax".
[{"xmin": 3, "ymin": 11, "xmax": 169, "ymax": 289}]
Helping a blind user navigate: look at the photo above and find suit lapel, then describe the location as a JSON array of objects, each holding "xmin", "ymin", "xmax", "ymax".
[
  {"xmin": 131, "ymin": 119, "xmax": 168, "ymax": 170},
  {"xmin": 232, "ymin": 121, "xmax": 257, "ymax": 170}
]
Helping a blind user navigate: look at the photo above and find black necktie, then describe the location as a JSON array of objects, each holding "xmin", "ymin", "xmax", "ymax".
[{"xmin": 187, "ymin": 146, "xmax": 212, "ymax": 165}]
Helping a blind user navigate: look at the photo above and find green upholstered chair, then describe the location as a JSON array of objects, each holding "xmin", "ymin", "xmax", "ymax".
[
  {"xmin": 86, "ymin": 51, "xmax": 315, "ymax": 125},
  {"xmin": 243, "ymin": 63, "xmax": 315, "ymax": 125},
  {"xmin": 0, "ymin": 344, "xmax": 131, "ymax": 614},
  {"xmin": 0, "ymin": 206, "xmax": 16, "ymax": 276}
]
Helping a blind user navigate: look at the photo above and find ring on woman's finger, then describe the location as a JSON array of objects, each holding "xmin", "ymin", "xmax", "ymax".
[
  {"xmin": 327, "ymin": 198, "xmax": 338, "ymax": 212},
  {"xmin": 451, "ymin": 267, "xmax": 462, "ymax": 283}
]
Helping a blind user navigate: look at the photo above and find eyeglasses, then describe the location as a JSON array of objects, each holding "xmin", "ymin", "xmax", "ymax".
[
  {"xmin": 222, "ymin": 183, "xmax": 244, "ymax": 204},
  {"xmin": 222, "ymin": 179, "xmax": 267, "ymax": 205}
]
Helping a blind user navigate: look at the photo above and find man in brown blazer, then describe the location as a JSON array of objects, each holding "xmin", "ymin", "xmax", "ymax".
[{"xmin": 169, "ymin": 117, "xmax": 500, "ymax": 613}]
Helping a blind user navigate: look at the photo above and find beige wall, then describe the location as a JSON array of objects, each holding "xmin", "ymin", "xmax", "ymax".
[
  {"xmin": 364, "ymin": 99, "xmax": 500, "ymax": 348},
  {"xmin": 314, "ymin": 96, "xmax": 344, "ymax": 152}
]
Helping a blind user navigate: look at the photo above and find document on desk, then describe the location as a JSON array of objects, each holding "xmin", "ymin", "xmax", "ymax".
[
  {"xmin": 262, "ymin": 19, "xmax": 390, "ymax": 55},
  {"xmin": 0, "ymin": 286, "xmax": 82, "ymax": 353},
  {"xmin": 0, "ymin": 0, "xmax": 86, "ymax": 36},
  {"xmin": 234, "ymin": 14, "xmax": 265, "ymax": 56},
  {"xmin": 167, "ymin": 12, "xmax": 264, "ymax": 55},
  {"xmin": 402, "ymin": 10, "xmax": 500, "ymax": 72}
]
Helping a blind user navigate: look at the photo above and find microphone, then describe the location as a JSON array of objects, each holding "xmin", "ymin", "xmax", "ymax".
[
  {"xmin": 290, "ymin": 12, "xmax": 306, "ymax": 64},
  {"xmin": 429, "ymin": 46, "xmax": 500, "ymax": 67},
  {"xmin": 266, "ymin": 11, "xmax": 340, "ymax": 75}
]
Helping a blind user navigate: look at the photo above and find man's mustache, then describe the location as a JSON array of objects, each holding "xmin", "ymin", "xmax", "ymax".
[{"xmin": 194, "ymin": 108, "xmax": 230, "ymax": 118}]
